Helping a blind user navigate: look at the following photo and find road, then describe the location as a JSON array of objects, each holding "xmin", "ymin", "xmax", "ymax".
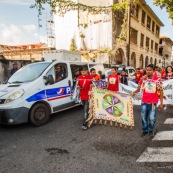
[{"xmin": 0, "ymin": 105, "xmax": 173, "ymax": 173}]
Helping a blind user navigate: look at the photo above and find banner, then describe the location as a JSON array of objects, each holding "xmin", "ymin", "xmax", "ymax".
[
  {"xmin": 87, "ymin": 87, "xmax": 134, "ymax": 129},
  {"xmin": 119, "ymin": 83, "xmax": 141, "ymax": 105},
  {"xmin": 119, "ymin": 79, "xmax": 173, "ymax": 105}
]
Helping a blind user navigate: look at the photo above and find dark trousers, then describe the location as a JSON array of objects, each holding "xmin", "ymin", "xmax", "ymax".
[{"xmin": 81, "ymin": 100, "xmax": 89, "ymax": 125}]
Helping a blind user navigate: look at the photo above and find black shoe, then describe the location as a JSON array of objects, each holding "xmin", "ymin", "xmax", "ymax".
[
  {"xmin": 141, "ymin": 132, "xmax": 148, "ymax": 138},
  {"xmin": 149, "ymin": 131, "xmax": 155, "ymax": 137},
  {"xmin": 82, "ymin": 125, "xmax": 87, "ymax": 130}
]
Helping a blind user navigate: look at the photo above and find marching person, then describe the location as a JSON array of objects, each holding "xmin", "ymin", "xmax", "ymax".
[
  {"xmin": 135, "ymin": 68, "xmax": 143, "ymax": 84},
  {"xmin": 90, "ymin": 68, "xmax": 100, "ymax": 81},
  {"xmin": 163, "ymin": 66, "xmax": 173, "ymax": 110},
  {"xmin": 120, "ymin": 70, "xmax": 129, "ymax": 86},
  {"xmin": 164, "ymin": 66, "xmax": 173, "ymax": 80},
  {"xmin": 107, "ymin": 66, "xmax": 120, "ymax": 92},
  {"xmin": 78, "ymin": 67, "xmax": 93, "ymax": 130},
  {"xmin": 132, "ymin": 64, "xmax": 163, "ymax": 138}
]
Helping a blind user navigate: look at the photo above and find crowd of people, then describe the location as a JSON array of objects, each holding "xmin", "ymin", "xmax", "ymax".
[{"xmin": 77, "ymin": 64, "xmax": 173, "ymax": 138}]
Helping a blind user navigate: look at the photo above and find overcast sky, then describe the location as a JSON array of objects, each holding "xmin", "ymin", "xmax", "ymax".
[{"xmin": 0, "ymin": 0, "xmax": 173, "ymax": 46}]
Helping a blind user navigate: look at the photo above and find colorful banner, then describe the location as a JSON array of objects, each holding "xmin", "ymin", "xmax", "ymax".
[{"xmin": 87, "ymin": 87, "xmax": 134, "ymax": 128}]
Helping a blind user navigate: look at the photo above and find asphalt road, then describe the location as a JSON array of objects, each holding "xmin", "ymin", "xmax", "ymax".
[{"xmin": 0, "ymin": 105, "xmax": 173, "ymax": 173}]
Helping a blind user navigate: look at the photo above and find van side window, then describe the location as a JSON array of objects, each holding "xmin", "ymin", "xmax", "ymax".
[
  {"xmin": 129, "ymin": 69, "xmax": 135, "ymax": 75},
  {"xmin": 46, "ymin": 63, "xmax": 68, "ymax": 83}
]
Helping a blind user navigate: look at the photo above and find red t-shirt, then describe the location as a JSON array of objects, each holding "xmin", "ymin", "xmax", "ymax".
[
  {"xmin": 135, "ymin": 71, "xmax": 143, "ymax": 83},
  {"xmin": 139, "ymin": 76, "xmax": 162, "ymax": 104},
  {"xmin": 78, "ymin": 74, "xmax": 93, "ymax": 100},
  {"xmin": 161, "ymin": 70, "xmax": 166, "ymax": 78},
  {"xmin": 107, "ymin": 74, "xmax": 119, "ymax": 92}
]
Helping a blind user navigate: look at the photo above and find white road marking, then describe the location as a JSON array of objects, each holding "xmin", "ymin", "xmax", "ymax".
[
  {"xmin": 137, "ymin": 147, "xmax": 173, "ymax": 162},
  {"xmin": 152, "ymin": 131, "xmax": 173, "ymax": 141},
  {"xmin": 164, "ymin": 118, "xmax": 173, "ymax": 124}
]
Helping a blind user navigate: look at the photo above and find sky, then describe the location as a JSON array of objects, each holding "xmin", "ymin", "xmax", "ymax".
[{"xmin": 0, "ymin": 0, "xmax": 173, "ymax": 46}]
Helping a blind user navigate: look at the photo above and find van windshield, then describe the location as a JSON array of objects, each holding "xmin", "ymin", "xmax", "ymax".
[{"xmin": 8, "ymin": 62, "xmax": 51, "ymax": 83}]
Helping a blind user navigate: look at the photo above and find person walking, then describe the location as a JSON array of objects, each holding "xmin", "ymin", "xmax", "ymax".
[
  {"xmin": 164, "ymin": 66, "xmax": 173, "ymax": 80},
  {"xmin": 120, "ymin": 70, "xmax": 129, "ymax": 86},
  {"xmin": 78, "ymin": 67, "xmax": 93, "ymax": 130},
  {"xmin": 163, "ymin": 66, "xmax": 173, "ymax": 110},
  {"xmin": 135, "ymin": 68, "xmax": 143, "ymax": 84},
  {"xmin": 107, "ymin": 67, "xmax": 120, "ymax": 92},
  {"xmin": 132, "ymin": 64, "xmax": 163, "ymax": 138}
]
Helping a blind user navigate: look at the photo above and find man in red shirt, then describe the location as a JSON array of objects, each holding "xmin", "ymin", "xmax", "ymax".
[
  {"xmin": 107, "ymin": 67, "xmax": 119, "ymax": 92},
  {"xmin": 135, "ymin": 68, "xmax": 143, "ymax": 84},
  {"xmin": 132, "ymin": 64, "xmax": 163, "ymax": 138},
  {"xmin": 78, "ymin": 67, "xmax": 93, "ymax": 130}
]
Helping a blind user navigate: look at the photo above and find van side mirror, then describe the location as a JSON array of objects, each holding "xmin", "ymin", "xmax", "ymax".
[{"xmin": 44, "ymin": 75, "xmax": 54, "ymax": 85}]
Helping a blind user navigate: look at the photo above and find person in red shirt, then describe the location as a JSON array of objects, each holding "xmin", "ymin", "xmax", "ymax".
[
  {"xmin": 90, "ymin": 68, "xmax": 100, "ymax": 81},
  {"xmin": 135, "ymin": 68, "xmax": 143, "ymax": 84},
  {"xmin": 132, "ymin": 64, "xmax": 163, "ymax": 138},
  {"xmin": 78, "ymin": 67, "xmax": 93, "ymax": 130},
  {"xmin": 107, "ymin": 67, "xmax": 120, "ymax": 92},
  {"xmin": 161, "ymin": 67, "xmax": 166, "ymax": 79}
]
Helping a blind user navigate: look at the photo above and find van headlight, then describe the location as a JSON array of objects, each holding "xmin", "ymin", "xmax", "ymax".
[{"xmin": 5, "ymin": 89, "xmax": 24, "ymax": 103}]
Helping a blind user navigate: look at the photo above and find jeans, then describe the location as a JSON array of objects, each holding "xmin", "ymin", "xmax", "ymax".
[
  {"xmin": 81, "ymin": 100, "xmax": 89, "ymax": 125},
  {"xmin": 141, "ymin": 102, "xmax": 157, "ymax": 133}
]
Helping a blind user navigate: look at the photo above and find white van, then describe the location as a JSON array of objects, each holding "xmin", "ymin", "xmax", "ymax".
[{"xmin": 0, "ymin": 61, "xmax": 105, "ymax": 126}]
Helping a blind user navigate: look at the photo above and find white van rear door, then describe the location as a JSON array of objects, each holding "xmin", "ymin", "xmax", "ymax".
[{"xmin": 44, "ymin": 62, "xmax": 74, "ymax": 113}]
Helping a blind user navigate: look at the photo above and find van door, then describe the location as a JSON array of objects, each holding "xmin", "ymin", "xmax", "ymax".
[{"xmin": 44, "ymin": 62, "xmax": 74, "ymax": 112}]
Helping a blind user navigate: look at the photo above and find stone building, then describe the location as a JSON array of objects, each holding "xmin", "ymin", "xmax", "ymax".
[
  {"xmin": 0, "ymin": 43, "xmax": 50, "ymax": 83},
  {"xmin": 159, "ymin": 35, "xmax": 173, "ymax": 67},
  {"xmin": 54, "ymin": 0, "xmax": 164, "ymax": 68}
]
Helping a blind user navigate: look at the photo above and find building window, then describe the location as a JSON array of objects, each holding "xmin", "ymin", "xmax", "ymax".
[
  {"xmin": 141, "ymin": 10, "xmax": 146, "ymax": 24},
  {"xmin": 131, "ymin": 4, "xmax": 139, "ymax": 19},
  {"xmin": 159, "ymin": 47, "xmax": 163, "ymax": 56},
  {"xmin": 140, "ymin": 33, "xmax": 144, "ymax": 47},
  {"xmin": 155, "ymin": 43, "xmax": 158, "ymax": 52},
  {"xmin": 159, "ymin": 39, "xmax": 162, "ymax": 44},
  {"xmin": 147, "ymin": 16, "xmax": 151, "ymax": 29},
  {"xmin": 146, "ymin": 37, "xmax": 150, "ymax": 49},
  {"xmin": 130, "ymin": 28, "xmax": 138, "ymax": 44},
  {"xmin": 151, "ymin": 40, "xmax": 154, "ymax": 50},
  {"xmin": 156, "ymin": 25, "xmax": 160, "ymax": 36},
  {"xmin": 152, "ymin": 21, "xmax": 155, "ymax": 32}
]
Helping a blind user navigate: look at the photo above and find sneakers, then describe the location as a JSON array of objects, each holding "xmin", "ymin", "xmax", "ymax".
[
  {"xmin": 141, "ymin": 132, "xmax": 148, "ymax": 138},
  {"xmin": 164, "ymin": 106, "xmax": 167, "ymax": 110},
  {"xmin": 149, "ymin": 131, "xmax": 155, "ymax": 137},
  {"xmin": 82, "ymin": 125, "xmax": 87, "ymax": 130}
]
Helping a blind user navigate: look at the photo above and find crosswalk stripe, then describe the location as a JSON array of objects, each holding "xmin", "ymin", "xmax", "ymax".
[
  {"xmin": 164, "ymin": 118, "xmax": 173, "ymax": 124},
  {"xmin": 152, "ymin": 131, "xmax": 173, "ymax": 141},
  {"xmin": 136, "ymin": 147, "xmax": 173, "ymax": 162}
]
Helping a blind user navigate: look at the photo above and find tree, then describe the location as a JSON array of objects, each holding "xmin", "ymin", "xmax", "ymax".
[{"xmin": 154, "ymin": 0, "xmax": 173, "ymax": 23}]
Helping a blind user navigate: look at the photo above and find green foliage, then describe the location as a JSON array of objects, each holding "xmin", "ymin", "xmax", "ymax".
[{"xmin": 154, "ymin": 0, "xmax": 173, "ymax": 24}]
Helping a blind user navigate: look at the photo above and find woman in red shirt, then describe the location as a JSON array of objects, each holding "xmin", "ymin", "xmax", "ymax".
[{"xmin": 107, "ymin": 67, "xmax": 119, "ymax": 92}]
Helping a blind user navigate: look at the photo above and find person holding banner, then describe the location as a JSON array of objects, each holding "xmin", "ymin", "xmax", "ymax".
[
  {"xmin": 107, "ymin": 67, "xmax": 120, "ymax": 92},
  {"xmin": 78, "ymin": 67, "xmax": 93, "ymax": 130},
  {"xmin": 132, "ymin": 64, "xmax": 163, "ymax": 138},
  {"xmin": 164, "ymin": 66, "xmax": 173, "ymax": 80}
]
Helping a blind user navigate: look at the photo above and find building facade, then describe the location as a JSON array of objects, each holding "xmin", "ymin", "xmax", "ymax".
[
  {"xmin": 0, "ymin": 43, "xmax": 50, "ymax": 83},
  {"xmin": 159, "ymin": 35, "xmax": 173, "ymax": 67},
  {"xmin": 54, "ymin": 0, "xmax": 164, "ymax": 68}
]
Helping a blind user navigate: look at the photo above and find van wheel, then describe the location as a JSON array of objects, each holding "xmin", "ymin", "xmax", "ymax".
[{"xmin": 29, "ymin": 103, "xmax": 50, "ymax": 126}]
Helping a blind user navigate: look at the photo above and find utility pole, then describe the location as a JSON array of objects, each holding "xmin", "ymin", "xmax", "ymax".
[{"xmin": 126, "ymin": 0, "xmax": 131, "ymax": 66}]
